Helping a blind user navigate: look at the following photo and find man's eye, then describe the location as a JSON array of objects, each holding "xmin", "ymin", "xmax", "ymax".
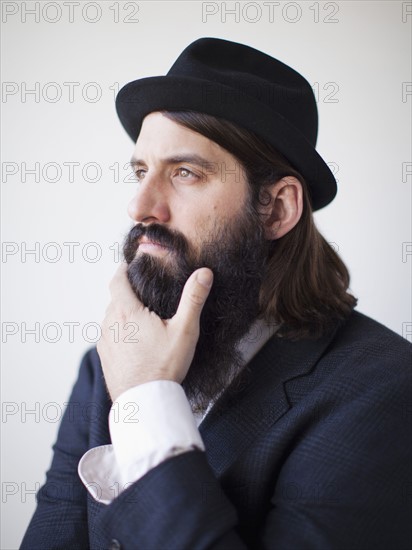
[
  {"xmin": 134, "ymin": 169, "xmax": 146, "ymax": 181},
  {"xmin": 176, "ymin": 167, "xmax": 196, "ymax": 179}
]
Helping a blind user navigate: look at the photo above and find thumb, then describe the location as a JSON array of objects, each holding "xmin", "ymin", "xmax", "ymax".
[{"xmin": 172, "ymin": 268, "xmax": 213, "ymax": 332}]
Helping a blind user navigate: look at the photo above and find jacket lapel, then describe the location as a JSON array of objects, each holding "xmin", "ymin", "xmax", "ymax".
[{"xmin": 199, "ymin": 322, "xmax": 342, "ymax": 476}]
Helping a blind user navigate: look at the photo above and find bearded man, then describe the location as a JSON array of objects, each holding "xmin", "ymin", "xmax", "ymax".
[{"xmin": 21, "ymin": 38, "xmax": 411, "ymax": 550}]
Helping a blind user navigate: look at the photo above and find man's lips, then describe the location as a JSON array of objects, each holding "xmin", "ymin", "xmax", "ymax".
[{"xmin": 138, "ymin": 236, "xmax": 172, "ymax": 255}]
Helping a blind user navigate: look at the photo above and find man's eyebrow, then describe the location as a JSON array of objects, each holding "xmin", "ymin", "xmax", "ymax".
[{"xmin": 130, "ymin": 154, "xmax": 218, "ymax": 172}]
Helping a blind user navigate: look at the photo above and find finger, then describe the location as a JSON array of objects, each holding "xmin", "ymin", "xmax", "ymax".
[{"xmin": 172, "ymin": 268, "xmax": 213, "ymax": 333}]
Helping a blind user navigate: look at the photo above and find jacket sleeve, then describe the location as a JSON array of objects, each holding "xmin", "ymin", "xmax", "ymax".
[
  {"xmin": 20, "ymin": 349, "xmax": 99, "ymax": 550},
  {"xmin": 95, "ymin": 449, "xmax": 249, "ymax": 549},
  {"xmin": 20, "ymin": 349, "xmax": 249, "ymax": 550}
]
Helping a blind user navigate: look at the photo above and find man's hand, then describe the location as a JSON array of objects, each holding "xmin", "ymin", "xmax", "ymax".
[{"xmin": 97, "ymin": 261, "xmax": 213, "ymax": 402}]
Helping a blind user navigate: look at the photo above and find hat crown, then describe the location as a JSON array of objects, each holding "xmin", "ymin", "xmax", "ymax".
[{"xmin": 168, "ymin": 38, "xmax": 318, "ymax": 146}]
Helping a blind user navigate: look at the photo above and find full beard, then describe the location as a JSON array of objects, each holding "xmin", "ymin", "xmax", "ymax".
[{"xmin": 123, "ymin": 206, "xmax": 269, "ymax": 413}]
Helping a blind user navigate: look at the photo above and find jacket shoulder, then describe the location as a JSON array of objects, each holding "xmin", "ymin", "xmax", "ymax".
[
  {"xmin": 331, "ymin": 309, "xmax": 411, "ymax": 367},
  {"xmin": 304, "ymin": 309, "xmax": 412, "ymax": 400}
]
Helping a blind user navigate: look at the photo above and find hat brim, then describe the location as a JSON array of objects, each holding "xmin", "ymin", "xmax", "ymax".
[{"xmin": 116, "ymin": 76, "xmax": 337, "ymax": 211}]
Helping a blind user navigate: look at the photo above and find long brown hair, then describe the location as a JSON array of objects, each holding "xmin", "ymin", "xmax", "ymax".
[{"xmin": 163, "ymin": 110, "xmax": 357, "ymax": 339}]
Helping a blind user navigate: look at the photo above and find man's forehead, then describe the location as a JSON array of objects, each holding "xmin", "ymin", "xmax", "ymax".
[{"xmin": 132, "ymin": 112, "xmax": 232, "ymax": 166}]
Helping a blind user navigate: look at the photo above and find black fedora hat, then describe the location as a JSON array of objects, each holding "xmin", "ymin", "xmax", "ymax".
[{"xmin": 116, "ymin": 37, "xmax": 337, "ymax": 211}]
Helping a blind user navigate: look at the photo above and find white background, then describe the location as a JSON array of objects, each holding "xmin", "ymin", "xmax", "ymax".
[{"xmin": 1, "ymin": 1, "xmax": 411, "ymax": 547}]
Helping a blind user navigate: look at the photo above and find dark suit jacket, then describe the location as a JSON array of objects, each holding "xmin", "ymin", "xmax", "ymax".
[{"xmin": 21, "ymin": 310, "xmax": 412, "ymax": 550}]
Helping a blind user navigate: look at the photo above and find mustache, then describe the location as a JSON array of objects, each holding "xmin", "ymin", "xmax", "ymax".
[{"xmin": 123, "ymin": 223, "xmax": 189, "ymax": 264}]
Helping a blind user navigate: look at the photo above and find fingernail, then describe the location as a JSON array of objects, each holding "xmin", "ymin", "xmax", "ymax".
[{"xmin": 197, "ymin": 269, "xmax": 213, "ymax": 288}]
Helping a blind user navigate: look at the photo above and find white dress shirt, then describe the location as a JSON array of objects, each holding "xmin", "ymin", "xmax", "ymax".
[{"xmin": 78, "ymin": 319, "xmax": 277, "ymax": 504}]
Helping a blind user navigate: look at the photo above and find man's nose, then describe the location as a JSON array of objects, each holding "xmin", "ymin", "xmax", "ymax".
[{"xmin": 127, "ymin": 176, "xmax": 171, "ymax": 224}]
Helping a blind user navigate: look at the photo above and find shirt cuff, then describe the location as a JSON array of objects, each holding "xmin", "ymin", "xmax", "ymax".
[{"xmin": 78, "ymin": 380, "xmax": 205, "ymax": 504}]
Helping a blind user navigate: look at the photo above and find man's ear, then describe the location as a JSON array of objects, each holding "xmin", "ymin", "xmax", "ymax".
[{"xmin": 259, "ymin": 176, "xmax": 303, "ymax": 240}]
